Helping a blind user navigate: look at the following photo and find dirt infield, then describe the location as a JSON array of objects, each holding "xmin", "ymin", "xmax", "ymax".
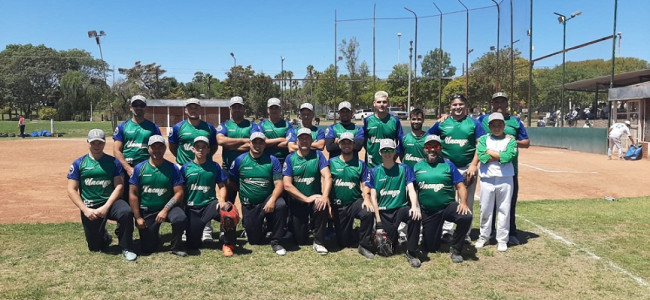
[{"xmin": 0, "ymin": 138, "xmax": 648, "ymax": 224}]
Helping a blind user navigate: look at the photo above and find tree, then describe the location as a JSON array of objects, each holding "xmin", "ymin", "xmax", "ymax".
[
  {"xmin": 118, "ymin": 61, "xmax": 168, "ymax": 98},
  {"xmin": 418, "ymin": 48, "xmax": 456, "ymax": 111},
  {"xmin": 386, "ymin": 63, "xmax": 409, "ymax": 106}
]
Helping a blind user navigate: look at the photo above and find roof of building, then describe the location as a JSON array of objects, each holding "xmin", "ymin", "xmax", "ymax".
[
  {"xmin": 608, "ymin": 81, "xmax": 650, "ymax": 101},
  {"xmin": 146, "ymin": 99, "xmax": 230, "ymax": 107},
  {"xmin": 564, "ymin": 69, "xmax": 650, "ymax": 92}
]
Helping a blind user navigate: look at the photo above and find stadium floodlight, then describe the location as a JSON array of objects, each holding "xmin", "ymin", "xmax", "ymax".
[{"xmin": 553, "ymin": 11, "xmax": 582, "ymax": 126}]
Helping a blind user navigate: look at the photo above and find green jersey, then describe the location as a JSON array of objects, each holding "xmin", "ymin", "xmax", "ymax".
[
  {"xmin": 366, "ymin": 163, "xmax": 415, "ymax": 211},
  {"xmin": 68, "ymin": 154, "xmax": 123, "ymax": 208},
  {"xmin": 168, "ymin": 120, "xmax": 218, "ymax": 165},
  {"xmin": 324, "ymin": 122, "xmax": 365, "ymax": 158},
  {"xmin": 288, "ymin": 125, "xmax": 325, "ymax": 144},
  {"xmin": 258, "ymin": 119, "xmax": 293, "ymax": 164},
  {"xmin": 401, "ymin": 132, "xmax": 427, "ymax": 169},
  {"xmin": 479, "ymin": 113, "xmax": 529, "ymax": 174},
  {"xmin": 113, "ymin": 119, "xmax": 161, "ymax": 165},
  {"xmin": 181, "ymin": 161, "xmax": 228, "ymax": 208},
  {"xmin": 427, "ymin": 116, "xmax": 485, "ymax": 168},
  {"xmin": 328, "ymin": 156, "xmax": 369, "ymax": 206},
  {"xmin": 282, "ymin": 150, "xmax": 328, "ymax": 198},
  {"xmin": 216, "ymin": 119, "xmax": 260, "ymax": 171},
  {"xmin": 229, "ymin": 153, "xmax": 283, "ymax": 205},
  {"xmin": 363, "ymin": 114, "xmax": 404, "ymax": 169},
  {"xmin": 130, "ymin": 160, "xmax": 184, "ymax": 211},
  {"xmin": 413, "ymin": 158, "xmax": 464, "ymax": 211}
]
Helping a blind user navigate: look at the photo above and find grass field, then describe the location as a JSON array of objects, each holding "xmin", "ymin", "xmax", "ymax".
[
  {"xmin": 1, "ymin": 197, "xmax": 648, "ymax": 299},
  {"xmin": 0, "ymin": 120, "xmax": 115, "ymax": 138}
]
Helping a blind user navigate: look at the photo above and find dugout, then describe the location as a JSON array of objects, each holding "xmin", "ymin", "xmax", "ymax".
[{"xmin": 143, "ymin": 99, "xmax": 230, "ymax": 135}]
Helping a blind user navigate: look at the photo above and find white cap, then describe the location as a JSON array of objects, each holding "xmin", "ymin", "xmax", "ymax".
[
  {"xmin": 297, "ymin": 127, "xmax": 312, "ymax": 137},
  {"xmin": 379, "ymin": 139, "xmax": 396, "ymax": 150},
  {"xmin": 625, "ymin": 120, "xmax": 631, "ymax": 126},
  {"xmin": 338, "ymin": 101, "xmax": 352, "ymax": 111},
  {"xmin": 148, "ymin": 135, "xmax": 166, "ymax": 146},
  {"xmin": 230, "ymin": 96, "xmax": 244, "ymax": 106},
  {"xmin": 299, "ymin": 103, "xmax": 314, "ymax": 111},
  {"xmin": 488, "ymin": 112, "xmax": 505, "ymax": 123},
  {"xmin": 267, "ymin": 98, "xmax": 281, "ymax": 107},
  {"xmin": 492, "ymin": 92, "xmax": 508, "ymax": 100},
  {"xmin": 250, "ymin": 132, "xmax": 267, "ymax": 141},
  {"xmin": 185, "ymin": 98, "xmax": 201, "ymax": 106},
  {"xmin": 87, "ymin": 129, "xmax": 106, "ymax": 143},
  {"xmin": 193, "ymin": 136, "xmax": 210, "ymax": 146},
  {"xmin": 130, "ymin": 95, "xmax": 147, "ymax": 104},
  {"xmin": 339, "ymin": 132, "xmax": 354, "ymax": 142},
  {"xmin": 425, "ymin": 135, "xmax": 441, "ymax": 144}
]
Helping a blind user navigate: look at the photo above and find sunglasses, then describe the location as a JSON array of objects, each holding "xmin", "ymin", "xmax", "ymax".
[
  {"xmin": 380, "ymin": 148, "xmax": 395, "ymax": 154},
  {"xmin": 132, "ymin": 103, "xmax": 146, "ymax": 108},
  {"xmin": 425, "ymin": 144, "xmax": 441, "ymax": 151}
]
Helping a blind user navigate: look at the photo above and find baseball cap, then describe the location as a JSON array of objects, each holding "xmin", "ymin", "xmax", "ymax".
[
  {"xmin": 230, "ymin": 96, "xmax": 244, "ymax": 106},
  {"xmin": 379, "ymin": 139, "xmax": 396, "ymax": 150},
  {"xmin": 193, "ymin": 136, "xmax": 210, "ymax": 146},
  {"xmin": 267, "ymin": 98, "xmax": 281, "ymax": 107},
  {"xmin": 338, "ymin": 101, "xmax": 352, "ymax": 111},
  {"xmin": 625, "ymin": 120, "xmax": 631, "ymax": 126},
  {"xmin": 130, "ymin": 95, "xmax": 147, "ymax": 105},
  {"xmin": 87, "ymin": 129, "xmax": 106, "ymax": 143},
  {"xmin": 297, "ymin": 127, "xmax": 312, "ymax": 137},
  {"xmin": 492, "ymin": 92, "xmax": 508, "ymax": 100},
  {"xmin": 299, "ymin": 103, "xmax": 314, "ymax": 111},
  {"xmin": 339, "ymin": 132, "xmax": 354, "ymax": 142},
  {"xmin": 425, "ymin": 134, "xmax": 441, "ymax": 144},
  {"xmin": 250, "ymin": 132, "xmax": 267, "ymax": 141},
  {"xmin": 148, "ymin": 135, "xmax": 166, "ymax": 146},
  {"xmin": 185, "ymin": 98, "xmax": 201, "ymax": 106},
  {"xmin": 488, "ymin": 112, "xmax": 505, "ymax": 124}
]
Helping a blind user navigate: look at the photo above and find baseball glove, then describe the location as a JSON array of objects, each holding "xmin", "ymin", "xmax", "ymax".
[
  {"xmin": 463, "ymin": 172, "xmax": 476, "ymax": 187},
  {"xmin": 219, "ymin": 203, "xmax": 240, "ymax": 233},
  {"xmin": 374, "ymin": 229, "xmax": 393, "ymax": 257}
]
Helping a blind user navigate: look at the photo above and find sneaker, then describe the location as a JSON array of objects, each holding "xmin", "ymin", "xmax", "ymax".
[
  {"xmin": 202, "ymin": 231, "xmax": 213, "ymax": 242},
  {"xmin": 406, "ymin": 251, "xmax": 421, "ymax": 268},
  {"xmin": 450, "ymin": 248, "xmax": 463, "ymax": 263},
  {"xmin": 222, "ymin": 244, "xmax": 234, "ymax": 257},
  {"xmin": 465, "ymin": 235, "xmax": 472, "ymax": 244},
  {"xmin": 122, "ymin": 250, "xmax": 137, "ymax": 261},
  {"xmin": 271, "ymin": 242, "xmax": 286, "ymax": 256},
  {"xmin": 171, "ymin": 250, "xmax": 189, "ymax": 257},
  {"xmin": 358, "ymin": 245, "xmax": 375, "ymax": 259},
  {"xmin": 497, "ymin": 242, "xmax": 508, "ymax": 252},
  {"xmin": 474, "ymin": 237, "xmax": 488, "ymax": 248},
  {"xmin": 508, "ymin": 235, "xmax": 520, "ymax": 246},
  {"xmin": 312, "ymin": 242, "xmax": 328, "ymax": 255}
]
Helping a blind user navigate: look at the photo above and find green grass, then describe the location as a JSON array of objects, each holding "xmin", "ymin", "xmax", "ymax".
[
  {"xmin": 1, "ymin": 197, "xmax": 649, "ymax": 299},
  {"xmin": 0, "ymin": 120, "xmax": 115, "ymax": 138}
]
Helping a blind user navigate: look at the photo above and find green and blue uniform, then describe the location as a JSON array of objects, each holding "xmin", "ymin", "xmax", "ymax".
[
  {"xmin": 130, "ymin": 160, "xmax": 184, "ymax": 211},
  {"xmin": 366, "ymin": 163, "xmax": 414, "ymax": 211},
  {"xmin": 168, "ymin": 120, "xmax": 218, "ymax": 165},
  {"xmin": 288, "ymin": 125, "xmax": 324, "ymax": 145},
  {"xmin": 113, "ymin": 119, "xmax": 161, "ymax": 166},
  {"xmin": 258, "ymin": 119, "xmax": 293, "ymax": 164},
  {"xmin": 324, "ymin": 123, "xmax": 364, "ymax": 158},
  {"xmin": 427, "ymin": 116, "xmax": 485, "ymax": 168},
  {"xmin": 400, "ymin": 132, "xmax": 427, "ymax": 169},
  {"xmin": 413, "ymin": 158, "xmax": 464, "ymax": 211},
  {"xmin": 216, "ymin": 119, "xmax": 260, "ymax": 171},
  {"xmin": 181, "ymin": 161, "xmax": 228, "ymax": 208},
  {"xmin": 68, "ymin": 154, "xmax": 123, "ymax": 208},
  {"xmin": 328, "ymin": 156, "xmax": 368, "ymax": 205},
  {"xmin": 229, "ymin": 153, "xmax": 283, "ymax": 205},
  {"xmin": 363, "ymin": 114, "xmax": 404, "ymax": 169}
]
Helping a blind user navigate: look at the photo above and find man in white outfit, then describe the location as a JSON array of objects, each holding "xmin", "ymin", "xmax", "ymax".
[{"xmin": 608, "ymin": 120, "xmax": 635, "ymax": 160}]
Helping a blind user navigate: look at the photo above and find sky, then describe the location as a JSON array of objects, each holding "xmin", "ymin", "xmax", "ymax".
[{"xmin": 1, "ymin": 0, "xmax": 648, "ymax": 85}]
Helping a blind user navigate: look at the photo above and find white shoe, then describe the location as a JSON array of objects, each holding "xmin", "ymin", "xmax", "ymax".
[
  {"xmin": 497, "ymin": 242, "xmax": 508, "ymax": 252},
  {"xmin": 313, "ymin": 242, "xmax": 328, "ymax": 255},
  {"xmin": 271, "ymin": 243, "xmax": 286, "ymax": 256},
  {"xmin": 474, "ymin": 238, "xmax": 488, "ymax": 248}
]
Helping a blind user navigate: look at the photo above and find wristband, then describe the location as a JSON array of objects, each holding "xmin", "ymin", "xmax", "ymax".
[{"xmin": 164, "ymin": 198, "xmax": 178, "ymax": 210}]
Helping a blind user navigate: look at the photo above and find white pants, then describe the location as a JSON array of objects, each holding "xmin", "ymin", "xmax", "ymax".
[
  {"xmin": 608, "ymin": 136, "xmax": 623, "ymax": 158},
  {"xmin": 478, "ymin": 177, "xmax": 513, "ymax": 244},
  {"xmin": 442, "ymin": 166, "xmax": 477, "ymax": 236}
]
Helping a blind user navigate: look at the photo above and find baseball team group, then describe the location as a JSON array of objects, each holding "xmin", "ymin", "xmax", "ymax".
[{"xmin": 68, "ymin": 90, "xmax": 530, "ymax": 268}]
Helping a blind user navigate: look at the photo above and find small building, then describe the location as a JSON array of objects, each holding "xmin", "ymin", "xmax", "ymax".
[{"xmin": 143, "ymin": 99, "xmax": 230, "ymax": 134}]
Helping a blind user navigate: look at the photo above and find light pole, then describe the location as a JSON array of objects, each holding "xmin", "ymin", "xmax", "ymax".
[
  {"xmin": 491, "ymin": 0, "xmax": 501, "ymax": 91},
  {"xmin": 87, "ymin": 30, "xmax": 107, "ymax": 122},
  {"xmin": 433, "ymin": 2, "xmax": 443, "ymax": 116},
  {"xmin": 407, "ymin": 41, "xmax": 413, "ymax": 111},
  {"xmin": 397, "ymin": 33, "xmax": 402, "ymax": 65},
  {"xmin": 554, "ymin": 10, "xmax": 581, "ymax": 127},
  {"xmin": 404, "ymin": 7, "xmax": 418, "ymax": 109},
  {"xmin": 281, "ymin": 56, "xmax": 285, "ymax": 115},
  {"xmin": 457, "ymin": 0, "xmax": 469, "ymax": 97},
  {"xmin": 230, "ymin": 52, "xmax": 236, "ymax": 68}
]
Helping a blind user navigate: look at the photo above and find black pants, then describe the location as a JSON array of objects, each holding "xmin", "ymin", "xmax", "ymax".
[
  {"xmin": 138, "ymin": 206, "xmax": 186, "ymax": 254},
  {"xmin": 421, "ymin": 202, "xmax": 473, "ymax": 253},
  {"xmin": 80, "ymin": 199, "xmax": 134, "ymax": 252},
  {"xmin": 185, "ymin": 201, "xmax": 235, "ymax": 250},
  {"xmin": 288, "ymin": 198, "xmax": 328, "ymax": 245},
  {"xmin": 19, "ymin": 125, "xmax": 25, "ymax": 138},
  {"xmin": 492, "ymin": 174, "xmax": 519, "ymax": 238},
  {"xmin": 241, "ymin": 196, "xmax": 288, "ymax": 245},
  {"xmin": 379, "ymin": 206, "xmax": 421, "ymax": 253},
  {"xmin": 332, "ymin": 199, "xmax": 374, "ymax": 249}
]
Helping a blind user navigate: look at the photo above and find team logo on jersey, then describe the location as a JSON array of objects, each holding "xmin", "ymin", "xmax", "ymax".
[
  {"xmin": 444, "ymin": 137, "xmax": 469, "ymax": 147},
  {"xmin": 380, "ymin": 189, "xmax": 400, "ymax": 197},
  {"xmin": 325, "ymin": 128, "xmax": 330, "ymax": 135},
  {"xmin": 84, "ymin": 178, "xmax": 111, "ymax": 188},
  {"xmin": 294, "ymin": 177, "xmax": 315, "ymax": 185},
  {"xmin": 418, "ymin": 182, "xmax": 444, "ymax": 192},
  {"xmin": 113, "ymin": 127, "xmax": 119, "ymax": 136},
  {"xmin": 189, "ymin": 183, "xmax": 210, "ymax": 193},
  {"xmin": 404, "ymin": 153, "xmax": 422, "ymax": 162},
  {"xmin": 183, "ymin": 143, "xmax": 193, "ymax": 151},
  {"xmin": 142, "ymin": 185, "xmax": 167, "ymax": 196},
  {"xmin": 334, "ymin": 179, "xmax": 356, "ymax": 189},
  {"xmin": 68, "ymin": 165, "xmax": 75, "ymax": 176},
  {"xmin": 217, "ymin": 125, "xmax": 223, "ymax": 131}
]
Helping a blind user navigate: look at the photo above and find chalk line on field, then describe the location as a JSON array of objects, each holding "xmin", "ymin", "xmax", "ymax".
[
  {"xmin": 519, "ymin": 216, "xmax": 650, "ymax": 289},
  {"xmin": 519, "ymin": 163, "xmax": 598, "ymax": 174}
]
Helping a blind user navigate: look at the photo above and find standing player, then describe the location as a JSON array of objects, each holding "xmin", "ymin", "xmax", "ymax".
[
  {"xmin": 479, "ymin": 92, "xmax": 529, "ymax": 245},
  {"xmin": 129, "ymin": 135, "xmax": 187, "ymax": 257},
  {"xmin": 325, "ymin": 101, "xmax": 365, "ymax": 159},
  {"xmin": 608, "ymin": 120, "xmax": 635, "ymax": 160},
  {"xmin": 181, "ymin": 136, "xmax": 237, "ymax": 257},
  {"xmin": 329, "ymin": 132, "xmax": 375, "ymax": 258},
  {"xmin": 228, "ymin": 132, "xmax": 289, "ymax": 256},
  {"xmin": 288, "ymin": 103, "xmax": 325, "ymax": 152},
  {"xmin": 413, "ymin": 135, "xmax": 472, "ymax": 263},
  {"xmin": 283, "ymin": 128, "xmax": 332, "ymax": 255},
  {"xmin": 67, "ymin": 129, "xmax": 136, "ymax": 261},
  {"xmin": 18, "ymin": 115, "xmax": 25, "ymax": 138},
  {"xmin": 427, "ymin": 94, "xmax": 484, "ymax": 241},
  {"xmin": 113, "ymin": 95, "xmax": 161, "ymax": 201},
  {"xmin": 366, "ymin": 139, "xmax": 422, "ymax": 268},
  {"xmin": 363, "ymin": 91, "xmax": 404, "ymax": 169},
  {"xmin": 400, "ymin": 108, "xmax": 427, "ymax": 169},
  {"xmin": 258, "ymin": 98, "xmax": 293, "ymax": 164}
]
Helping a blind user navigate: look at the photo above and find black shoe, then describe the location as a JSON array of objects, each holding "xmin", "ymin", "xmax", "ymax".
[
  {"xmin": 171, "ymin": 250, "xmax": 188, "ymax": 257},
  {"xmin": 101, "ymin": 233, "xmax": 113, "ymax": 251},
  {"xmin": 358, "ymin": 245, "xmax": 375, "ymax": 259},
  {"xmin": 187, "ymin": 249, "xmax": 201, "ymax": 256},
  {"xmin": 441, "ymin": 233, "xmax": 452, "ymax": 244},
  {"xmin": 450, "ymin": 248, "xmax": 464, "ymax": 263},
  {"xmin": 406, "ymin": 251, "xmax": 421, "ymax": 268}
]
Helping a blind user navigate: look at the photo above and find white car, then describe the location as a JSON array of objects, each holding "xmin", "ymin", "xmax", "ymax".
[
  {"xmin": 388, "ymin": 107, "xmax": 408, "ymax": 119},
  {"xmin": 326, "ymin": 110, "xmax": 340, "ymax": 120},
  {"xmin": 354, "ymin": 109, "xmax": 373, "ymax": 120}
]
